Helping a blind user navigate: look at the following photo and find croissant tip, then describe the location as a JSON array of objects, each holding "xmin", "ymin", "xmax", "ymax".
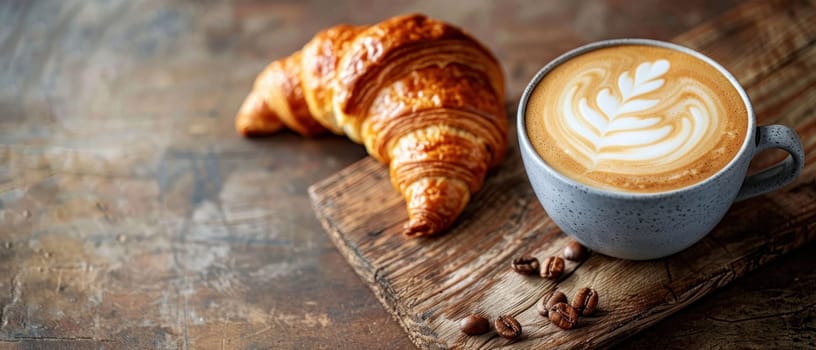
[
  {"xmin": 236, "ymin": 125, "xmax": 272, "ymax": 138},
  {"xmin": 236, "ymin": 125, "xmax": 252, "ymax": 137},
  {"xmin": 235, "ymin": 114, "xmax": 285, "ymax": 137},
  {"xmin": 403, "ymin": 218, "xmax": 438, "ymax": 238}
]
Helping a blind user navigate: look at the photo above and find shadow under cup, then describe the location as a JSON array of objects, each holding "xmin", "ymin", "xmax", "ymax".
[{"xmin": 517, "ymin": 38, "xmax": 805, "ymax": 260}]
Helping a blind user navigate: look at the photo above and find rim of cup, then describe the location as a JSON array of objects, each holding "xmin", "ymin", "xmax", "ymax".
[{"xmin": 516, "ymin": 38, "xmax": 756, "ymax": 199}]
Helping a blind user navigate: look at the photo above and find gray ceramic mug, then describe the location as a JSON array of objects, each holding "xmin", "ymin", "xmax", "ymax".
[{"xmin": 518, "ymin": 39, "xmax": 805, "ymax": 260}]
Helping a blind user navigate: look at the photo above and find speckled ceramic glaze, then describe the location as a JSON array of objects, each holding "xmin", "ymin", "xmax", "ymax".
[{"xmin": 518, "ymin": 39, "xmax": 805, "ymax": 260}]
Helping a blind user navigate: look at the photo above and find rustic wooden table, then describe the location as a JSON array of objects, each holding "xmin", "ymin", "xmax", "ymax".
[{"xmin": 1, "ymin": 0, "xmax": 814, "ymax": 349}]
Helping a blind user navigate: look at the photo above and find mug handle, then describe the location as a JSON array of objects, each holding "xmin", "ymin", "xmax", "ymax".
[{"xmin": 736, "ymin": 124, "xmax": 805, "ymax": 201}]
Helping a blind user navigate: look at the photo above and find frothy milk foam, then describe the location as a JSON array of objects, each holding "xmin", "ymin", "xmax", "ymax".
[{"xmin": 526, "ymin": 45, "xmax": 748, "ymax": 193}]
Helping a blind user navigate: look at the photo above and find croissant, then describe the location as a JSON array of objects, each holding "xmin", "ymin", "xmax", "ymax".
[{"xmin": 236, "ymin": 14, "xmax": 507, "ymax": 237}]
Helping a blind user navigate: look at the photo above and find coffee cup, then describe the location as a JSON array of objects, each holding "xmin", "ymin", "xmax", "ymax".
[{"xmin": 518, "ymin": 38, "xmax": 805, "ymax": 260}]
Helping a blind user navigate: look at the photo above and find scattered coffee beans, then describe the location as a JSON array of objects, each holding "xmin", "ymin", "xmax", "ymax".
[
  {"xmin": 495, "ymin": 315, "xmax": 522, "ymax": 339},
  {"xmin": 466, "ymin": 248, "xmax": 604, "ymax": 336},
  {"xmin": 572, "ymin": 288, "xmax": 599, "ymax": 316},
  {"xmin": 548, "ymin": 302, "xmax": 579, "ymax": 330},
  {"xmin": 563, "ymin": 240, "xmax": 588, "ymax": 261},
  {"xmin": 540, "ymin": 256, "xmax": 565, "ymax": 279},
  {"xmin": 537, "ymin": 291, "xmax": 567, "ymax": 317},
  {"xmin": 460, "ymin": 314, "xmax": 490, "ymax": 335},
  {"xmin": 511, "ymin": 255, "xmax": 540, "ymax": 275}
]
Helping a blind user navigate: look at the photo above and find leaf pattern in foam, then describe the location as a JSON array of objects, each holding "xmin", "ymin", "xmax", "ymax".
[
  {"xmin": 566, "ymin": 59, "xmax": 709, "ymax": 167},
  {"xmin": 580, "ymin": 60, "xmax": 669, "ymax": 141}
]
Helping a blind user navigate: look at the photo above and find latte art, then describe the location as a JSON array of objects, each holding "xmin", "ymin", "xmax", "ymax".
[
  {"xmin": 560, "ymin": 59, "xmax": 718, "ymax": 172},
  {"xmin": 526, "ymin": 45, "xmax": 747, "ymax": 193}
]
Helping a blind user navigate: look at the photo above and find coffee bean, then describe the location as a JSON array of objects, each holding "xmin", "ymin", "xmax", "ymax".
[
  {"xmin": 572, "ymin": 287, "xmax": 599, "ymax": 316},
  {"xmin": 460, "ymin": 314, "xmax": 490, "ymax": 335},
  {"xmin": 563, "ymin": 240, "xmax": 587, "ymax": 261},
  {"xmin": 540, "ymin": 256, "xmax": 565, "ymax": 279},
  {"xmin": 511, "ymin": 255, "xmax": 539, "ymax": 275},
  {"xmin": 494, "ymin": 315, "xmax": 522, "ymax": 339},
  {"xmin": 549, "ymin": 302, "xmax": 579, "ymax": 330},
  {"xmin": 535, "ymin": 295, "xmax": 549, "ymax": 317},
  {"xmin": 537, "ymin": 291, "xmax": 567, "ymax": 317}
]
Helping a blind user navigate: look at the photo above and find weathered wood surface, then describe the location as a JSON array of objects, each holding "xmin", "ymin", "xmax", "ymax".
[
  {"xmin": 309, "ymin": 0, "xmax": 816, "ymax": 348},
  {"xmin": 618, "ymin": 241, "xmax": 816, "ymax": 349},
  {"xmin": 4, "ymin": 0, "xmax": 815, "ymax": 349}
]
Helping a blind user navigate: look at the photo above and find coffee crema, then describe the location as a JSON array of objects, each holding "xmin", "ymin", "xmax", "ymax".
[{"xmin": 525, "ymin": 45, "xmax": 748, "ymax": 193}]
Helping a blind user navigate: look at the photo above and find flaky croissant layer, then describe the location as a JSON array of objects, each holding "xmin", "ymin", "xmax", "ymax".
[{"xmin": 236, "ymin": 14, "xmax": 507, "ymax": 237}]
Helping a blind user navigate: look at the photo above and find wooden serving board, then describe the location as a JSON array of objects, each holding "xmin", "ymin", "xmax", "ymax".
[{"xmin": 309, "ymin": 1, "xmax": 816, "ymax": 348}]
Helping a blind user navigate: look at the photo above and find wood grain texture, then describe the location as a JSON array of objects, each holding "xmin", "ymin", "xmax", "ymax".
[
  {"xmin": 309, "ymin": 0, "xmax": 816, "ymax": 348},
  {"xmin": 617, "ymin": 241, "xmax": 816, "ymax": 349}
]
